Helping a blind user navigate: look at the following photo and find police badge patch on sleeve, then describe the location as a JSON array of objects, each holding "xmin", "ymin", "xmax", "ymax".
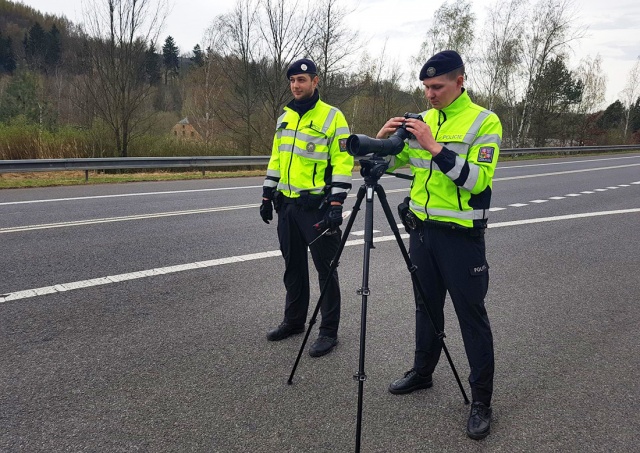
[
  {"xmin": 478, "ymin": 146, "xmax": 495, "ymax": 163},
  {"xmin": 339, "ymin": 138, "xmax": 348, "ymax": 152}
]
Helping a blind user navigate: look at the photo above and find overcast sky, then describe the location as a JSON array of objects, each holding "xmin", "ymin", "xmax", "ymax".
[{"xmin": 21, "ymin": 0, "xmax": 640, "ymax": 106}]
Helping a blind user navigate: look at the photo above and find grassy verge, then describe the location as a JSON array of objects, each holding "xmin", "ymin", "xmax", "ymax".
[{"xmin": 0, "ymin": 169, "xmax": 267, "ymax": 189}]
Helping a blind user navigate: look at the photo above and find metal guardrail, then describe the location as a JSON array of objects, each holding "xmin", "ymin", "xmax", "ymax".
[{"xmin": 0, "ymin": 145, "xmax": 638, "ymax": 176}]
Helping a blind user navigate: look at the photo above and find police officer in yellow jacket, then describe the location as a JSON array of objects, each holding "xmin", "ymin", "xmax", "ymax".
[
  {"xmin": 260, "ymin": 58, "xmax": 354, "ymax": 357},
  {"xmin": 378, "ymin": 50, "xmax": 500, "ymax": 440}
]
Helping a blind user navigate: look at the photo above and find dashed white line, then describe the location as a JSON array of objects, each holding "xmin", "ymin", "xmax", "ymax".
[
  {"xmin": 565, "ymin": 194, "xmax": 581, "ymax": 197},
  {"xmin": 530, "ymin": 200, "xmax": 549, "ymax": 203},
  {"xmin": 509, "ymin": 203, "xmax": 528, "ymax": 207},
  {"xmin": 2, "ymin": 208, "xmax": 639, "ymax": 304},
  {"xmin": 549, "ymin": 196, "xmax": 566, "ymax": 200}
]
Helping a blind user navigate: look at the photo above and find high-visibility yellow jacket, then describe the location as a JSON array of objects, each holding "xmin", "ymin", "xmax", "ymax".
[
  {"xmin": 263, "ymin": 97, "xmax": 354, "ymax": 201},
  {"xmin": 389, "ymin": 89, "xmax": 502, "ymax": 228}
]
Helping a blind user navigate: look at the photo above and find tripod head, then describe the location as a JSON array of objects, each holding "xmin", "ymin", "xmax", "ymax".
[{"xmin": 359, "ymin": 157, "xmax": 389, "ymax": 184}]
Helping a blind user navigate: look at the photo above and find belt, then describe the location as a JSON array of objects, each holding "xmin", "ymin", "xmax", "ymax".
[{"xmin": 407, "ymin": 212, "xmax": 484, "ymax": 236}]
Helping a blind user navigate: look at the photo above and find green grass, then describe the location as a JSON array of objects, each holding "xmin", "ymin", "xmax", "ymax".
[{"xmin": 0, "ymin": 169, "xmax": 267, "ymax": 189}]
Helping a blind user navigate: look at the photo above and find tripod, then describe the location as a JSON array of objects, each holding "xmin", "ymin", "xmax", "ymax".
[{"xmin": 287, "ymin": 157, "xmax": 469, "ymax": 452}]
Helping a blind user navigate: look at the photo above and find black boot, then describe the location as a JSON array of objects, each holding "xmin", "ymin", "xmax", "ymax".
[
  {"xmin": 466, "ymin": 401, "xmax": 492, "ymax": 440},
  {"xmin": 266, "ymin": 322, "xmax": 304, "ymax": 341},
  {"xmin": 309, "ymin": 336, "xmax": 338, "ymax": 357},
  {"xmin": 388, "ymin": 369, "xmax": 433, "ymax": 394}
]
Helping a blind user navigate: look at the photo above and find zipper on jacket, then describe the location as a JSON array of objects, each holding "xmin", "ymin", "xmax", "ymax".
[
  {"xmin": 312, "ymin": 163, "xmax": 317, "ymax": 186},
  {"xmin": 286, "ymin": 114, "xmax": 302, "ymax": 196},
  {"xmin": 424, "ymin": 110, "xmax": 447, "ymax": 218}
]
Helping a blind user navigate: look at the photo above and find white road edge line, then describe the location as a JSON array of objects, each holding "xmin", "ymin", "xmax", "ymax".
[{"xmin": 2, "ymin": 208, "xmax": 639, "ymax": 304}]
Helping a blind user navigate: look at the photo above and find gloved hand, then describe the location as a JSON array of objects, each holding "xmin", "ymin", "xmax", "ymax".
[
  {"xmin": 260, "ymin": 199, "xmax": 273, "ymax": 224},
  {"xmin": 322, "ymin": 203, "xmax": 343, "ymax": 230},
  {"xmin": 397, "ymin": 196, "xmax": 411, "ymax": 233}
]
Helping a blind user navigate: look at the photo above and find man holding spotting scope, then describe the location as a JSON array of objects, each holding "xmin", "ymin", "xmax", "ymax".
[{"xmin": 348, "ymin": 50, "xmax": 501, "ymax": 439}]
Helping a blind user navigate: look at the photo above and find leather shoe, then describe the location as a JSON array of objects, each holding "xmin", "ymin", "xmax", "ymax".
[
  {"xmin": 466, "ymin": 401, "xmax": 492, "ymax": 440},
  {"xmin": 388, "ymin": 369, "xmax": 433, "ymax": 394},
  {"xmin": 266, "ymin": 322, "xmax": 304, "ymax": 341},
  {"xmin": 309, "ymin": 336, "xmax": 338, "ymax": 357}
]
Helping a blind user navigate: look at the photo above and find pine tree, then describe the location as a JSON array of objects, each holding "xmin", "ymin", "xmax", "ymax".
[
  {"xmin": 0, "ymin": 32, "xmax": 17, "ymax": 74},
  {"xmin": 45, "ymin": 24, "xmax": 62, "ymax": 69},
  {"xmin": 162, "ymin": 35, "xmax": 179, "ymax": 84},
  {"xmin": 191, "ymin": 44, "xmax": 204, "ymax": 67},
  {"xmin": 145, "ymin": 41, "xmax": 162, "ymax": 85},
  {"xmin": 24, "ymin": 22, "xmax": 47, "ymax": 71}
]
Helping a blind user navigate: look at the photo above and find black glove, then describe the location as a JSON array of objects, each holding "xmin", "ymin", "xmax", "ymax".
[
  {"xmin": 323, "ymin": 204, "xmax": 343, "ymax": 230},
  {"xmin": 397, "ymin": 197, "xmax": 411, "ymax": 233},
  {"xmin": 260, "ymin": 199, "xmax": 273, "ymax": 224}
]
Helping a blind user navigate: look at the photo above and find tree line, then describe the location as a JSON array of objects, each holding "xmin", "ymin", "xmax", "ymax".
[{"xmin": 0, "ymin": 0, "xmax": 639, "ymax": 161}]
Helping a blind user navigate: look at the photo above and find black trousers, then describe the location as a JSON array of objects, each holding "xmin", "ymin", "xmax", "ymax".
[
  {"xmin": 409, "ymin": 225, "xmax": 494, "ymax": 406},
  {"xmin": 276, "ymin": 202, "xmax": 341, "ymax": 337}
]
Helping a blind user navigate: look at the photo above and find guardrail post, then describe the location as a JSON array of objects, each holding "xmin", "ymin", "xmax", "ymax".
[{"xmin": 85, "ymin": 170, "xmax": 89, "ymax": 182}]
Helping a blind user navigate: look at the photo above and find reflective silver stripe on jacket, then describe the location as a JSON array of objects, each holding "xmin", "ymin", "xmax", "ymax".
[
  {"xmin": 335, "ymin": 127, "xmax": 350, "ymax": 136},
  {"xmin": 278, "ymin": 143, "xmax": 329, "ymax": 161},
  {"xmin": 280, "ymin": 129, "xmax": 329, "ymax": 146},
  {"xmin": 330, "ymin": 174, "xmax": 352, "ymax": 194},
  {"xmin": 277, "ymin": 182, "xmax": 325, "ymax": 195},
  {"xmin": 463, "ymin": 110, "xmax": 492, "ymax": 145},
  {"xmin": 321, "ymin": 108, "xmax": 338, "ymax": 133},
  {"xmin": 263, "ymin": 179, "xmax": 278, "ymax": 188},
  {"xmin": 409, "ymin": 157, "xmax": 442, "ymax": 173},
  {"xmin": 472, "ymin": 133, "xmax": 502, "ymax": 147},
  {"xmin": 410, "ymin": 200, "xmax": 487, "ymax": 221}
]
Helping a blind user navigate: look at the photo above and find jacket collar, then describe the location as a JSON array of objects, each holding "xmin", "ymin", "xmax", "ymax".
[
  {"xmin": 439, "ymin": 88, "xmax": 470, "ymax": 117},
  {"xmin": 286, "ymin": 89, "xmax": 320, "ymax": 117}
]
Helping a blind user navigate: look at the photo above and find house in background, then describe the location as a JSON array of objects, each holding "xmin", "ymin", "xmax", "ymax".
[{"xmin": 171, "ymin": 117, "xmax": 203, "ymax": 140}]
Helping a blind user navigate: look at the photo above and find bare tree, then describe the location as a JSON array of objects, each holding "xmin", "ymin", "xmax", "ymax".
[
  {"xmin": 514, "ymin": 0, "xmax": 583, "ymax": 147},
  {"xmin": 475, "ymin": 0, "xmax": 526, "ymax": 111},
  {"xmin": 415, "ymin": 0, "xmax": 476, "ymax": 66},
  {"xmin": 258, "ymin": 0, "xmax": 315, "ymax": 123},
  {"xmin": 573, "ymin": 54, "xmax": 606, "ymax": 143},
  {"xmin": 211, "ymin": 0, "xmax": 267, "ymax": 155},
  {"xmin": 79, "ymin": 0, "xmax": 167, "ymax": 157},
  {"xmin": 620, "ymin": 57, "xmax": 640, "ymax": 139},
  {"xmin": 182, "ymin": 26, "xmax": 225, "ymax": 150},
  {"xmin": 307, "ymin": 0, "xmax": 362, "ymax": 105}
]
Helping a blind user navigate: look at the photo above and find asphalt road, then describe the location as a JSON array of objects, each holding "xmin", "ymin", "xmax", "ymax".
[{"xmin": 1, "ymin": 154, "xmax": 639, "ymax": 452}]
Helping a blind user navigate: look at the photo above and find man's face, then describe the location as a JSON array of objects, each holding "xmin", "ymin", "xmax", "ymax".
[
  {"xmin": 290, "ymin": 74, "xmax": 318, "ymax": 101},
  {"xmin": 422, "ymin": 73, "xmax": 463, "ymax": 109}
]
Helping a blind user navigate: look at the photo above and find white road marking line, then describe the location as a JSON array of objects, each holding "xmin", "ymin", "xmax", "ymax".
[
  {"xmin": 581, "ymin": 191, "xmax": 595, "ymax": 194},
  {"xmin": 0, "ymin": 204, "xmax": 258, "ymax": 234},
  {"xmin": 530, "ymin": 200, "xmax": 548, "ymax": 203},
  {"xmin": 494, "ymin": 162, "xmax": 640, "ymax": 182},
  {"xmin": 606, "ymin": 186, "xmax": 619, "ymax": 189},
  {"xmin": 565, "ymin": 194, "xmax": 581, "ymax": 197},
  {"xmin": 509, "ymin": 203, "xmax": 528, "ymax": 207},
  {"xmin": 3, "ymin": 208, "xmax": 639, "ymax": 304},
  {"xmin": 0, "ymin": 185, "xmax": 264, "ymax": 206},
  {"xmin": 489, "ymin": 207, "xmax": 506, "ymax": 211},
  {"xmin": 549, "ymin": 196, "xmax": 566, "ymax": 200},
  {"xmin": 594, "ymin": 189, "xmax": 608, "ymax": 192},
  {"xmin": 350, "ymin": 230, "xmax": 380, "ymax": 236}
]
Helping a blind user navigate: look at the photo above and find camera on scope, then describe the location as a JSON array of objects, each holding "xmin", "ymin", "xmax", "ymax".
[{"xmin": 346, "ymin": 112, "xmax": 423, "ymax": 158}]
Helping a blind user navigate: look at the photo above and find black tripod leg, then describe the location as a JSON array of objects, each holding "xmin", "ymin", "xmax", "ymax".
[
  {"xmin": 374, "ymin": 185, "xmax": 470, "ymax": 404},
  {"xmin": 287, "ymin": 185, "xmax": 366, "ymax": 385}
]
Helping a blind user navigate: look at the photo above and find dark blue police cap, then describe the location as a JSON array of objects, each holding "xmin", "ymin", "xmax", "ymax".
[
  {"xmin": 419, "ymin": 50, "xmax": 464, "ymax": 80},
  {"xmin": 286, "ymin": 58, "xmax": 317, "ymax": 79}
]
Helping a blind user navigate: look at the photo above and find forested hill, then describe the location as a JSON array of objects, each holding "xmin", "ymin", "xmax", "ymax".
[
  {"xmin": 0, "ymin": 0, "xmax": 72, "ymax": 40},
  {"xmin": 0, "ymin": 0, "xmax": 638, "ymax": 162}
]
